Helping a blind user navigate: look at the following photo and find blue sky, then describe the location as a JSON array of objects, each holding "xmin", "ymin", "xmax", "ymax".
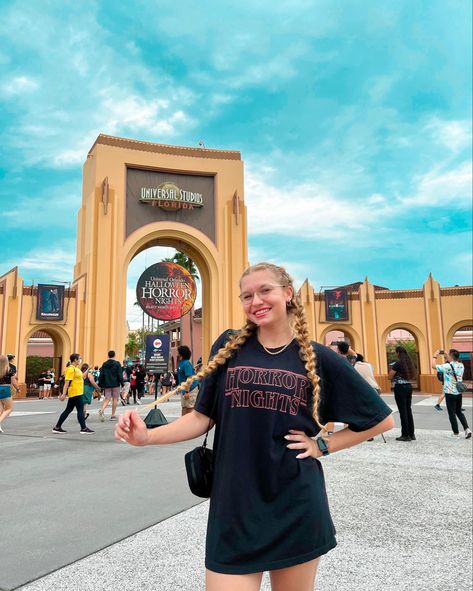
[{"xmin": 0, "ymin": 0, "xmax": 471, "ymax": 327}]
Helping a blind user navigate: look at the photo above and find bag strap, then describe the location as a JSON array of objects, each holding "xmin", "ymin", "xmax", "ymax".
[
  {"xmin": 448, "ymin": 362, "xmax": 458, "ymax": 381},
  {"xmin": 202, "ymin": 385, "xmax": 219, "ymax": 449}
]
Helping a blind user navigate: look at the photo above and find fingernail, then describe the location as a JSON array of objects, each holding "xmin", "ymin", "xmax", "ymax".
[
  {"xmin": 120, "ymin": 438, "xmax": 126, "ymax": 443},
  {"xmin": 284, "ymin": 435, "xmax": 290, "ymax": 439}
]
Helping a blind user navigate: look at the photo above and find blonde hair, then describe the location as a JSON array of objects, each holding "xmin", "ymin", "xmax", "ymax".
[
  {"xmin": 0, "ymin": 355, "xmax": 9, "ymax": 379},
  {"xmin": 175, "ymin": 262, "xmax": 324, "ymax": 429}
]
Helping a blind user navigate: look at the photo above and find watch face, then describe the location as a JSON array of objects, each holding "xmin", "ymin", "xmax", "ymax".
[{"xmin": 317, "ymin": 437, "xmax": 329, "ymax": 454}]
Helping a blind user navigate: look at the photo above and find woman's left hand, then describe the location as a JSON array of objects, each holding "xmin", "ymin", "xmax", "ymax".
[{"xmin": 285, "ymin": 429, "xmax": 318, "ymax": 459}]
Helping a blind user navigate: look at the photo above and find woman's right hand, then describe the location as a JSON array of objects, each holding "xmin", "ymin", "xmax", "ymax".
[{"xmin": 115, "ymin": 410, "xmax": 149, "ymax": 446}]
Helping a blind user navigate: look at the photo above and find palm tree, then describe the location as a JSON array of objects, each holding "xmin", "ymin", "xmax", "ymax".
[
  {"xmin": 164, "ymin": 252, "xmax": 199, "ymax": 363},
  {"xmin": 164, "ymin": 252, "xmax": 198, "ymax": 280},
  {"xmin": 125, "ymin": 331, "xmax": 139, "ymax": 359}
]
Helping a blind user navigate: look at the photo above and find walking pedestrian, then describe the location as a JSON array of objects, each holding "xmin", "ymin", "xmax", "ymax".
[
  {"xmin": 52, "ymin": 353, "xmax": 94, "ymax": 434},
  {"xmin": 432, "ymin": 349, "xmax": 472, "ymax": 439},
  {"xmin": 389, "ymin": 346, "xmax": 417, "ymax": 441},
  {"xmin": 0, "ymin": 355, "xmax": 20, "ymax": 433},
  {"xmin": 98, "ymin": 351, "xmax": 124, "ymax": 422},
  {"xmin": 116, "ymin": 262, "xmax": 394, "ymax": 591},
  {"xmin": 121, "ymin": 361, "xmax": 132, "ymax": 405},
  {"xmin": 82, "ymin": 363, "xmax": 101, "ymax": 419},
  {"xmin": 177, "ymin": 345, "xmax": 199, "ymax": 416},
  {"xmin": 136, "ymin": 364, "xmax": 146, "ymax": 401}
]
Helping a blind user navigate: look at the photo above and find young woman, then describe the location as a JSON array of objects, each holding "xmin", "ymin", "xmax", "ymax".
[
  {"xmin": 52, "ymin": 353, "xmax": 94, "ymax": 434},
  {"xmin": 432, "ymin": 348, "xmax": 472, "ymax": 439},
  {"xmin": 0, "ymin": 355, "xmax": 20, "ymax": 433},
  {"xmin": 116, "ymin": 263, "xmax": 394, "ymax": 591},
  {"xmin": 389, "ymin": 346, "xmax": 417, "ymax": 442}
]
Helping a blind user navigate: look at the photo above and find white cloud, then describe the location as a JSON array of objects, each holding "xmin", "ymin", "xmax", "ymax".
[
  {"xmin": 7, "ymin": 247, "xmax": 75, "ymax": 282},
  {"xmin": 3, "ymin": 75, "xmax": 38, "ymax": 95},
  {"xmin": 427, "ymin": 118, "xmax": 472, "ymax": 153},
  {"xmin": 245, "ymin": 170, "xmax": 388, "ymax": 239},
  {"xmin": 404, "ymin": 161, "xmax": 472, "ymax": 207},
  {"xmin": 244, "ymin": 157, "xmax": 472, "ymax": 242}
]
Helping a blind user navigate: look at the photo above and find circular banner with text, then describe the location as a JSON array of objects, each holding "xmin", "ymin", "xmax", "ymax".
[{"xmin": 136, "ymin": 262, "xmax": 197, "ymax": 321}]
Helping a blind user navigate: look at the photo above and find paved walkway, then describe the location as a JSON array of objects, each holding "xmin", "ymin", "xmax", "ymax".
[{"xmin": 2, "ymin": 396, "xmax": 472, "ymax": 591}]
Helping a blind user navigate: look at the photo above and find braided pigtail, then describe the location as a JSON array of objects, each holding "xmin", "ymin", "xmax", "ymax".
[
  {"xmin": 147, "ymin": 323, "xmax": 256, "ymax": 408},
  {"xmin": 176, "ymin": 321, "xmax": 257, "ymax": 395},
  {"xmin": 292, "ymin": 296, "xmax": 325, "ymax": 430}
]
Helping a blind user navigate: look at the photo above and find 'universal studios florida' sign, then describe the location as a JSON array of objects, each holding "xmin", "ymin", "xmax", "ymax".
[{"xmin": 140, "ymin": 181, "xmax": 204, "ymax": 210}]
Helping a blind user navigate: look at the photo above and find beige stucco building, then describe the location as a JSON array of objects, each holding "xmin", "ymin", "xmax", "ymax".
[{"xmin": 1, "ymin": 135, "xmax": 472, "ymax": 396}]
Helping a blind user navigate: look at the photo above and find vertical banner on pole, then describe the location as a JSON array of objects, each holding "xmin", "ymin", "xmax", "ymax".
[{"xmin": 145, "ymin": 334, "xmax": 170, "ymax": 374}]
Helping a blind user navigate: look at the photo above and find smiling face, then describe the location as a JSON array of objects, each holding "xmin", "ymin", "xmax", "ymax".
[{"xmin": 239, "ymin": 269, "xmax": 294, "ymax": 329}]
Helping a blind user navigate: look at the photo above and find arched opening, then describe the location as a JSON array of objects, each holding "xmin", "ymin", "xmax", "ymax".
[
  {"xmin": 126, "ymin": 241, "xmax": 205, "ymax": 394},
  {"xmin": 451, "ymin": 325, "xmax": 473, "ymax": 389},
  {"xmin": 321, "ymin": 325, "xmax": 361, "ymax": 353},
  {"xmin": 324, "ymin": 329, "xmax": 353, "ymax": 351},
  {"xmin": 121, "ymin": 224, "xmax": 220, "ymax": 371},
  {"xmin": 25, "ymin": 328, "xmax": 68, "ymax": 397},
  {"xmin": 385, "ymin": 328, "xmax": 419, "ymax": 390}
]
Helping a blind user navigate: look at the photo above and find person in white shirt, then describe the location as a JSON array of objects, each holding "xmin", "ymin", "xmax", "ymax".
[
  {"xmin": 355, "ymin": 354, "xmax": 382, "ymax": 442},
  {"xmin": 354, "ymin": 354, "xmax": 381, "ymax": 393},
  {"xmin": 432, "ymin": 349, "xmax": 471, "ymax": 439}
]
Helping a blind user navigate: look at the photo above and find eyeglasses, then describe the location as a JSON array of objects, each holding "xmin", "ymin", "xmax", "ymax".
[{"xmin": 239, "ymin": 284, "xmax": 287, "ymax": 305}]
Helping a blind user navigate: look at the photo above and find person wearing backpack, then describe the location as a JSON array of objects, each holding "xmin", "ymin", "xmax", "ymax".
[
  {"xmin": 98, "ymin": 351, "xmax": 124, "ymax": 422},
  {"xmin": 432, "ymin": 349, "xmax": 472, "ymax": 439}
]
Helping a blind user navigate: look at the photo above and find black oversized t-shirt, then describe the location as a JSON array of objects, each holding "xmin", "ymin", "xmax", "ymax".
[{"xmin": 195, "ymin": 331, "xmax": 392, "ymax": 574}]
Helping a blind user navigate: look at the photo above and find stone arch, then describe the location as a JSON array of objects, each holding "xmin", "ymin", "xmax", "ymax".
[
  {"xmin": 21, "ymin": 324, "xmax": 72, "ymax": 384},
  {"xmin": 445, "ymin": 319, "xmax": 473, "ymax": 349},
  {"xmin": 319, "ymin": 325, "xmax": 362, "ymax": 352},
  {"xmin": 119, "ymin": 221, "xmax": 223, "ymax": 363},
  {"xmin": 380, "ymin": 322, "xmax": 426, "ymax": 375}
]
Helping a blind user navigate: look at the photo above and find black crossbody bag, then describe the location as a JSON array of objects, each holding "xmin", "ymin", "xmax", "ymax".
[
  {"xmin": 449, "ymin": 363, "xmax": 467, "ymax": 393},
  {"xmin": 184, "ymin": 389, "xmax": 218, "ymax": 498},
  {"xmin": 184, "ymin": 329, "xmax": 236, "ymax": 499}
]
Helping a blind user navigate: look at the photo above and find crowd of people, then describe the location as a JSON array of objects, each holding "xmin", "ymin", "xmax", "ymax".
[
  {"xmin": 0, "ymin": 341, "xmax": 470, "ymax": 441},
  {"xmin": 333, "ymin": 340, "xmax": 471, "ymax": 441},
  {"xmin": 0, "ymin": 348, "xmax": 203, "ymax": 434}
]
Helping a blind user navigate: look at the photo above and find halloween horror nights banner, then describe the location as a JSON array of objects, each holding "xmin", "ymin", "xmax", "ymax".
[{"xmin": 136, "ymin": 262, "xmax": 197, "ymax": 321}]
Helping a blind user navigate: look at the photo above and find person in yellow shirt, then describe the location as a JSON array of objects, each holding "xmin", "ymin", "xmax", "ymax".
[{"xmin": 52, "ymin": 353, "xmax": 94, "ymax": 434}]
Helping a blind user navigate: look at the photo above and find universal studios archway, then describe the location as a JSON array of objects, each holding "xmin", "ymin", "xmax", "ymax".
[{"xmin": 73, "ymin": 134, "xmax": 248, "ymax": 365}]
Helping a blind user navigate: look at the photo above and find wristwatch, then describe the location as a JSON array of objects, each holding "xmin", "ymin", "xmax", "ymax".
[{"xmin": 316, "ymin": 437, "xmax": 330, "ymax": 457}]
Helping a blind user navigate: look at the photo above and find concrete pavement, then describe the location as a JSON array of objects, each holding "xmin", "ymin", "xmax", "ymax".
[{"xmin": 1, "ymin": 394, "xmax": 472, "ymax": 591}]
